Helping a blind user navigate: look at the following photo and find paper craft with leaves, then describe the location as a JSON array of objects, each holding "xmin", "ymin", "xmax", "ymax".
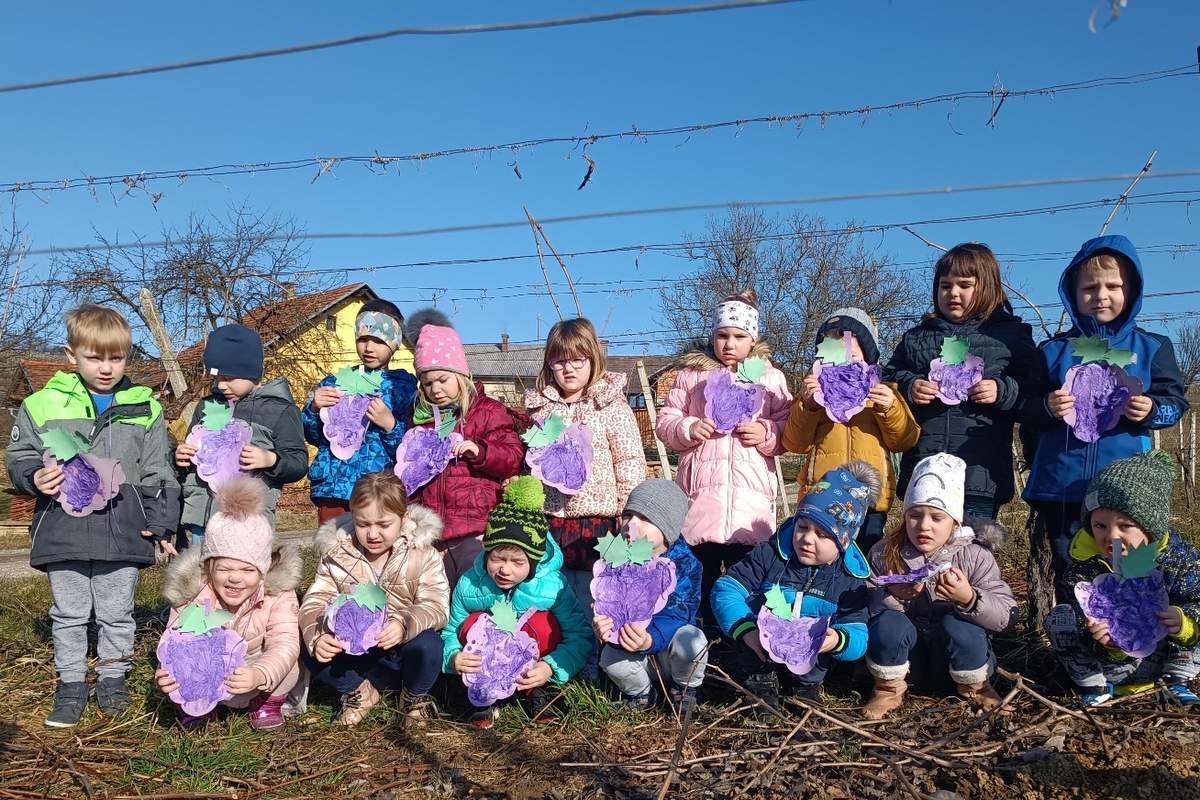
[
  {"xmin": 703, "ymin": 368, "xmax": 765, "ymax": 434},
  {"xmin": 812, "ymin": 332, "xmax": 881, "ymax": 423},
  {"xmin": 323, "ymin": 582, "xmax": 388, "ymax": 655},
  {"xmin": 1074, "ymin": 539, "xmax": 1169, "ymax": 658},
  {"xmin": 186, "ymin": 400, "xmax": 253, "ymax": 488},
  {"xmin": 393, "ymin": 415, "xmax": 463, "ymax": 496},
  {"xmin": 755, "ymin": 584, "xmax": 831, "ymax": 677},
  {"xmin": 590, "ymin": 518, "xmax": 677, "ymax": 644},
  {"xmin": 522, "ymin": 412, "xmax": 594, "ymax": 495},
  {"xmin": 320, "ymin": 367, "xmax": 383, "ymax": 461},
  {"xmin": 461, "ymin": 599, "xmax": 541, "ymax": 707},
  {"xmin": 928, "ymin": 336, "xmax": 985, "ymax": 405},
  {"xmin": 1062, "ymin": 336, "xmax": 1143, "ymax": 443},
  {"xmin": 39, "ymin": 428, "xmax": 125, "ymax": 517},
  {"xmin": 870, "ymin": 561, "xmax": 952, "ymax": 586},
  {"xmin": 156, "ymin": 600, "xmax": 247, "ymax": 717}
]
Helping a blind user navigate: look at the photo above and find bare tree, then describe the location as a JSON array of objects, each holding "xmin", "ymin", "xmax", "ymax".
[
  {"xmin": 1174, "ymin": 320, "xmax": 1200, "ymax": 390},
  {"xmin": 658, "ymin": 208, "xmax": 925, "ymax": 383},
  {"xmin": 0, "ymin": 201, "xmax": 55, "ymax": 354}
]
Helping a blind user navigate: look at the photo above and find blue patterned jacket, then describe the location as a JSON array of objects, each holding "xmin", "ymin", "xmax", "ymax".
[{"xmin": 644, "ymin": 538, "xmax": 703, "ymax": 654}]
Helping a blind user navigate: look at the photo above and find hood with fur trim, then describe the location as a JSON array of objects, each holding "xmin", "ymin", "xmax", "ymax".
[
  {"xmin": 162, "ymin": 541, "xmax": 302, "ymax": 606},
  {"xmin": 675, "ymin": 338, "xmax": 773, "ymax": 372},
  {"xmin": 312, "ymin": 503, "xmax": 444, "ymax": 557}
]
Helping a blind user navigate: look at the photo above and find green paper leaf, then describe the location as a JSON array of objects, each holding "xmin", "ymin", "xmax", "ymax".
[
  {"xmin": 627, "ymin": 537, "xmax": 655, "ymax": 564},
  {"xmin": 353, "ymin": 582, "xmax": 387, "ymax": 612},
  {"xmin": 1071, "ymin": 336, "xmax": 1137, "ymax": 368},
  {"xmin": 38, "ymin": 428, "xmax": 88, "ymax": 462},
  {"xmin": 736, "ymin": 356, "xmax": 767, "ymax": 383},
  {"xmin": 335, "ymin": 366, "xmax": 382, "ymax": 396},
  {"xmin": 764, "ymin": 584, "xmax": 793, "ymax": 621},
  {"xmin": 490, "ymin": 598, "xmax": 518, "ymax": 633},
  {"xmin": 521, "ymin": 412, "xmax": 566, "ymax": 448},
  {"xmin": 433, "ymin": 406, "xmax": 457, "ymax": 439},
  {"xmin": 1120, "ymin": 541, "xmax": 1159, "ymax": 580},
  {"xmin": 201, "ymin": 400, "xmax": 234, "ymax": 431},
  {"xmin": 815, "ymin": 336, "xmax": 849, "ymax": 366},
  {"xmin": 596, "ymin": 531, "xmax": 631, "ymax": 567},
  {"xmin": 177, "ymin": 603, "xmax": 232, "ymax": 635},
  {"xmin": 939, "ymin": 336, "xmax": 970, "ymax": 366}
]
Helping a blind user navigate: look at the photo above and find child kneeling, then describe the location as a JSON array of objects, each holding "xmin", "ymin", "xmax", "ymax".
[
  {"xmin": 156, "ymin": 477, "xmax": 301, "ymax": 730},
  {"xmin": 713, "ymin": 463, "xmax": 877, "ymax": 712},
  {"xmin": 300, "ymin": 473, "xmax": 449, "ymax": 725},
  {"xmin": 864, "ymin": 453, "xmax": 1017, "ymax": 719}
]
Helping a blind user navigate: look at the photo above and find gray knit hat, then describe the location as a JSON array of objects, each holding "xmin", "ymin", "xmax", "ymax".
[
  {"xmin": 623, "ymin": 479, "xmax": 689, "ymax": 545},
  {"xmin": 1082, "ymin": 449, "xmax": 1176, "ymax": 541},
  {"xmin": 816, "ymin": 308, "xmax": 880, "ymax": 364}
]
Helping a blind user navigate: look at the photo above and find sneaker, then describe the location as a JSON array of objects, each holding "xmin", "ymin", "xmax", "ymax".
[
  {"xmin": 744, "ymin": 671, "xmax": 781, "ymax": 720},
  {"xmin": 1079, "ymin": 683, "xmax": 1114, "ymax": 707},
  {"xmin": 1164, "ymin": 683, "xmax": 1200, "ymax": 706},
  {"xmin": 334, "ymin": 680, "xmax": 381, "ymax": 726},
  {"xmin": 95, "ymin": 676, "xmax": 130, "ymax": 716},
  {"xmin": 247, "ymin": 693, "xmax": 286, "ymax": 731},
  {"xmin": 45, "ymin": 682, "xmax": 89, "ymax": 728},
  {"xmin": 669, "ymin": 684, "xmax": 700, "ymax": 712},
  {"xmin": 526, "ymin": 686, "xmax": 560, "ymax": 724},
  {"xmin": 469, "ymin": 707, "xmax": 498, "ymax": 729},
  {"xmin": 620, "ymin": 690, "xmax": 655, "ymax": 711}
]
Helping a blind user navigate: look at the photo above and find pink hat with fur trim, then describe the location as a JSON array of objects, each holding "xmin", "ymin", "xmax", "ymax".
[
  {"xmin": 201, "ymin": 476, "xmax": 274, "ymax": 575},
  {"xmin": 406, "ymin": 308, "xmax": 471, "ymax": 377}
]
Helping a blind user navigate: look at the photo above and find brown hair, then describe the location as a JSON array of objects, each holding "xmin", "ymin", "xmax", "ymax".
[
  {"xmin": 65, "ymin": 304, "xmax": 132, "ymax": 357},
  {"xmin": 879, "ymin": 522, "xmax": 908, "ymax": 575},
  {"xmin": 349, "ymin": 472, "xmax": 408, "ymax": 518},
  {"xmin": 721, "ymin": 288, "xmax": 759, "ymax": 308},
  {"xmin": 537, "ymin": 317, "xmax": 607, "ymax": 393},
  {"xmin": 932, "ymin": 243, "xmax": 1007, "ymax": 321}
]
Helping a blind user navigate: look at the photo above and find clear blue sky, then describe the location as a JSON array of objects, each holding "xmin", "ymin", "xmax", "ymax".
[{"xmin": 2, "ymin": 1, "xmax": 1197, "ymax": 355}]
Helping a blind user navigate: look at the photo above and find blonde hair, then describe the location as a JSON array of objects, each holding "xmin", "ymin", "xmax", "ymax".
[
  {"xmin": 932, "ymin": 243, "xmax": 1007, "ymax": 321},
  {"xmin": 416, "ymin": 373, "xmax": 476, "ymax": 421},
  {"xmin": 65, "ymin": 304, "xmax": 132, "ymax": 357},
  {"xmin": 1076, "ymin": 251, "xmax": 1134, "ymax": 281},
  {"xmin": 537, "ymin": 317, "xmax": 607, "ymax": 394},
  {"xmin": 349, "ymin": 472, "xmax": 409, "ymax": 517},
  {"xmin": 880, "ymin": 522, "xmax": 908, "ymax": 575}
]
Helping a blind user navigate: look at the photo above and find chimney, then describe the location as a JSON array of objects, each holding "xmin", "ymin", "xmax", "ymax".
[
  {"xmin": 500, "ymin": 333, "xmax": 510, "ymax": 352},
  {"xmin": 282, "ymin": 282, "xmax": 297, "ymax": 300}
]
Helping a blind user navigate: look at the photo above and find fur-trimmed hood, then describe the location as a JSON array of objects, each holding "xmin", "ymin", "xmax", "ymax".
[
  {"xmin": 312, "ymin": 503, "xmax": 444, "ymax": 558},
  {"xmin": 162, "ymin": 540, "xmax": 302, "ymax": 606},
  {"xmin": 675, "ymin": 338, "xmax": 773, "ymax": 372}
]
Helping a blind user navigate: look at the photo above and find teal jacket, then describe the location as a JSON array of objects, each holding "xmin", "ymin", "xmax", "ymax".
[{"xmin": 441, "ymin": 537, "xmax": 591, "ymax": 684}]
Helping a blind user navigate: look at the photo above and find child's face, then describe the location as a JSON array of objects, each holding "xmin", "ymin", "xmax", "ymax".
[
  {"xmin": 823, "ymin": 330, "xmax": 865, "ymax": 362},
  {"xmin": 937, "ymin": 274, "xmax": 977, "ymax": 323},
  {"xmin": 65, "ymin": 346, "xmax": 127, "ymax": 395},
  {"xmin": 486, "ymin": 546, "xmax": 531, "ymax": 590},
  {"xmin": 352, "ymin": 500, "xmax": 404, "ymax": 558},
  {"xmin": 791, "ymin": 518, "xmax": 840, "ymax": 566},
  {"xmin": 209, "ymin": 557, "xmax": 263, "ymax": 609},
  {"xmin": 904, "ymin": 505, "xmax": 958, "ymax": 554},
  {"xmin": 549, "ymin": 354, "xmax": 592, "ymax": 398},
  {"xmin": 713, "ymin": 327, "xmax": 754, "ymax": 366},
  {"xmin": 1089, "ymin": 508, "xmax": 1150, "ymax": 557},
  {"xmin": 356, "ymin": 336, "xmax": 393, "ymax": 370},
  {"xmin": 1074, "ymin": 262, "xmax": 1127, "ymax": 324},
  {"xmin": 420, "ymin": 370, "xmax": 461, "ymax": 405},
  {"xmin": 622, "ymin": 513, "xmax": 667, "ymax": 556},
  {"xmin": 214, "ymin": 376, "xmax": 258, "ymax": 402}
]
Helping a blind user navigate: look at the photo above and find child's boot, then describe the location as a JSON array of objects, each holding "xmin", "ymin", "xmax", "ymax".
[
  {"xmin": 956, "ymin": 680, "xmax": 1003, "ymax": 711},
  {"xmin": 862, "ymin": 674, "xmax": 907, "ymax": 720},
  {"xmin": 526, "ymin": 686, "xmax": 560, "ymax": 724},
  {"xmin": 335, "ymin": 679, "xmax": 381, "ymax": 726},
  {"xmin": 744, "ymin": 671, "xmax": 781, "ymax": 720},
  {"xmin": 248, "ymin": 692, "xmax": 286, "ymax": 730},
  {"xmin": 399, "ymin": 691, "xmax": 435, "ymax": 720},
  {"xmin": 45, "ymin": 681, "xmax": 89, "ymax": 728},
  {"xmin": 95, "ymin": 676, "xmax": 130, "ymax": 716}
]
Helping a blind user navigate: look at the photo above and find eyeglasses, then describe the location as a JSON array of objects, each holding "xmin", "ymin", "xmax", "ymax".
[{"xmin": 549, "ymin": 357, "xmax": 589, "ymax": 371}]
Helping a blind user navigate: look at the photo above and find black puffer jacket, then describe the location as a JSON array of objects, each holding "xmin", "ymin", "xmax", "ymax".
[{"xmin": 884, "ymin": 305, "xmax": 1037, "ymax": 504}]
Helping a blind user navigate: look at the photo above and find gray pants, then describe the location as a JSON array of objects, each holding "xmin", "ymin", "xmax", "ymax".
[
  {"xmin": 1047, "ymin": 603, "xmax": 1200, "ymax": 689},
  {"xmin": 600, "ymin": 624, "xmax": 708, "ymax": 698},
  {"xmin": 47, "ymin": 561, "xmax": 139, "ymax": 683}
]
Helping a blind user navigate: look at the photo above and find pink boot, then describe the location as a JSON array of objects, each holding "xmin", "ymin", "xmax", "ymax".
[{"xmin": 248, "ymin": 693, "xmax": 286, "ymax": 731}]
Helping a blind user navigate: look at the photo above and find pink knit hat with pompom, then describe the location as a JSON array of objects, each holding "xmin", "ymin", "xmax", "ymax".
[
  {"xmin": 406, "ymin": 308, "xmax": 471, "ymax": 377},
  {"xmin": 201, "ymin": 476, "xmax": 274, "ymax": 575}
]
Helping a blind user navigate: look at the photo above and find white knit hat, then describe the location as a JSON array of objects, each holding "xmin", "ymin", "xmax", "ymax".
[{"xmin": 903, "ymin": 453, "xmax": 966, "ymax": 524}]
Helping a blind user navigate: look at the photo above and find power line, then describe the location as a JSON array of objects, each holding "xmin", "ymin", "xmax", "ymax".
[{"xmin": 0, "ymin": 0, "xmax": 806, "ymax": 95}]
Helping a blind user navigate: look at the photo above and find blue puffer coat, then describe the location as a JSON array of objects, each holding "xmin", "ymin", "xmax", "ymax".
[{"xmin": 645, "ymin": 538, "xmax": 703, "ymax": 654}]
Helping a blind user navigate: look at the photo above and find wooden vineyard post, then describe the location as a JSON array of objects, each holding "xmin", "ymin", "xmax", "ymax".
[{"xmin": 637, "ymin": 360, "xmax": 671, "ymax": 481}]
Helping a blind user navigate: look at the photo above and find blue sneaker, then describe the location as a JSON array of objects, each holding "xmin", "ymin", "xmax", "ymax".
[
  {"xmin": 1079, "ymin": 683, "xmax": 1114, "ymax": 707},
  {"xmin": 1164, "ymin": 683, "xmax": 1200, "ymax": 706}
]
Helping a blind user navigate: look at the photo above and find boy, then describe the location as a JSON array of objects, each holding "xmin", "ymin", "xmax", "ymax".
[
  {"xmin": 1022, "ymin": 235, "xmax": 1189, "ymax": 600},
  {"xmin": 594, "ymin": 479, "xmax": 707, "ymax": 710},
  {"xmin": 176, "ymin": 323, "xmax": 307, "ymax": 543},
  {"xmin": 712, "ymin": 462, "xmax": 877, "ymax": 712},
  {"xmin": 1046, "ymin": 450, "xmax": 1200, "ymax": 706},
  {"xmin": 302, "ymin": 300, "xmax": 417, "ymax": 523},
  {"xmin": 6, "ymin": 305, "xmax": 180, "ymax": 727}
]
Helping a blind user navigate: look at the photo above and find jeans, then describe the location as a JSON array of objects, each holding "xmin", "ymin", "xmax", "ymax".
[
  {"xmin": 1046, "ymin": 603, "xmax": 1200, "ymax": 689},
  {"xmin": 692, "ymin": 542, "xmax": 754, "ymax": 625},
  {"xmin": 600, "ymin": 625, "xmax": 708, "ymax": 697},
  {"xmin": 868, "ymin": 609, "xmax": 993, "ymax": 685},
  {"xmin": 304, "ymin": 628, "xmax": 443, "ymax": 696},
  {"xmin": 190, "ymin": 524, "xmax": 205, "ymax": 547},
  {"xmin": 47, "ymin": 560, "xmax": 140, "ymax": 682}
]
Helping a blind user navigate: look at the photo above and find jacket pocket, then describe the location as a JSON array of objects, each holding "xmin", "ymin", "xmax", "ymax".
[{"xmin": 109, "ymin": 486, "xmax": 153, "ymax": 559}]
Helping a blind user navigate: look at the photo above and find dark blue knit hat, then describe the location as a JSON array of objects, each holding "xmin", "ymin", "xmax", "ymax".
[
  {"xmin": 203, "ymin": 324, "xmax": 264, "ymax": 382},
  {"xmin": 793, "ymin": 461, "xmax": 881, "ymax": 578}
]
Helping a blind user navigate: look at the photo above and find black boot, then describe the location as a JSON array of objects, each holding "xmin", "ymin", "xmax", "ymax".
[{"xmin": 744, "ymin": 671, "xmax": 781, "ymax": 720}]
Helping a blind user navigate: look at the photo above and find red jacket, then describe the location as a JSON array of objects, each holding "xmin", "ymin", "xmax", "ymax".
[{"xmin": 408, "ymin": 392, "xmax": 524, "ymax": 541}]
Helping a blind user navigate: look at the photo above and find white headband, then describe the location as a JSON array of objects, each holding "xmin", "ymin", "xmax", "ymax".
[{"xmin": 712, "ymin": 300, "xmax": 759, "ymax": 340}]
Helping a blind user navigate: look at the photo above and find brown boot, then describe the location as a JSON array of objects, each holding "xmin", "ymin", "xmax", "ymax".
[
  {"xmin": 956, "ymin": 680, "xmax": 1002, "ymax": 711},
  {"xmin": 335, "ymin": 679, "xmax": 381, "ymax": 726},
  {"xmin": 862, "ymin": 677, "xmax": 908, "ymax": 720}
]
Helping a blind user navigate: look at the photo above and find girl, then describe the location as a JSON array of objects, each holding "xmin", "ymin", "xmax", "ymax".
[
  {"xmin": 156, "ymin": 476, "xmax": 302, "ymax": 730},
  {"xmin": 403, "ymin": 308, "xmax": 524, "ymax": 585},
  {"xmin": 656, "ymin": 289, "xmax": 793, "ymax": 620},
  {"xmin": 883, "ymin": 243, "xmax": 1037, "ymax": 519},
  {"xmin": 299, "ymin": 472, "xmax": 449, "ymax": 725},
  {"xmin": 523, "ymin": 318, "xmax": 646, "ymax": 612},
  {"xmin": 863, "ymin": 453, "xmax": 1017, "ymax": 719}
]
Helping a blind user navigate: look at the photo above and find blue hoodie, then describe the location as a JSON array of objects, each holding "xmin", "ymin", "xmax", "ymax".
[{"xmin": 1022, "ymin": 235, "xmax": 1188, "ymax": 504}]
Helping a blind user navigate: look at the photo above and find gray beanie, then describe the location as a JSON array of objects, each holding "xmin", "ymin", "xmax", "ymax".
[
  {"xmin": 623, "ymin": 479, "xmax": 689, "ymax": 546},
  {"xmin": 816, "ymin": 307, "xmax": 880, "ymax": 365}
]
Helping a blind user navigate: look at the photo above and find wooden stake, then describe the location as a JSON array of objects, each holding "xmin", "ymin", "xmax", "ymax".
[
  {"xmin": 638, "ymin": 359, "xmax": 671, "ymax": 480},
  {"xmin": 775, "ymin": 456, "xmax": 791, "ymax": 518},
  {"xmin": 139, "ymin": 288, "xmax": 190, "ymax": 413}
]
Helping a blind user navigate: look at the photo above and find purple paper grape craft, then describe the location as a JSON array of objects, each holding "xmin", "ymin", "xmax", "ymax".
[
  {"xmin": 870, "ymin": 561, "xmax": 951, "ymax": 586},
  {"xmin": 812, "ymin": 332, "xmax": 881, "ymax": 424},
  {"xmin": 703, "ymin": 356, "xmax": 767, "ymax": 434},
  {"xmin": 1062, "ymin": 336, "xmax": 1144, "ymax": 444},
  {"xmin": 756, "ymin": 584, "xmax": 830, "ymax": 677},
  {"xmin": 393, "ymin": 407, "xmax": 464, "ymax": 495},
  {"xmin": 324, "ymin": 582, "xmax": 388, "ymax": 655},
  {"xmin": 590, "ymin": 519, "xmax": 677, "ymax": 644},
  {"xmin": 928, "ymin": 336, "xmax": 984, "ymax": 405},
  {"xmin": 461, "ymin": 599, "xmax": 541, "ymax": 707},
  {"xmin": 522, "ymin": 412, "xmax": 595, "ymax": 495},
  {"xmin": 321, "ymin": 366, "xmax": 383, "ymax": 461},
  {"xmin": 156, "ymin": 601, "xmax": 247, "ymax": 717},
  {"xmin": 1074, "ymin": 539, "xmax": 1169, "ymax": 658},
  {"xmin": 38, "ymin": 428, "xmax": 124, "ymax": 517},
  {"xmin": 186, "ymin": 400, "xmax": 253, "ymax": 488}
]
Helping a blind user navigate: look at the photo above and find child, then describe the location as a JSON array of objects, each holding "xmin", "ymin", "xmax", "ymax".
[
  {"xmin": 404, "ymin": 309, "xmax": 524, "ymax": 585},
  {"xmin": 176, "ymin": 324, "xmax": 308, "ymax": 545},
  {"xmin": 443, "ymin": 477, "xmax": 591, "ymax": 729},
  {"xmin": 1021, "ymin": 236, "xmax": 1188, "ymax": 599},
  {"xmin": 786, "ymin": 307, "xmax": 920, "ymax": 555},
  {"xmin": 864, "ymin": 453, "xmax": 1017, "ymax": 719},
  {"xmin": 595, "ymin": 479, "xmax": 706, "ymax": 709},
  {"xmin": 6, "ymin": 305, "xmax": 180, "ymax": 728},
  {"xmin": 1046, "ymin": 450, "xmax": 1200, "ymax": 707},
  {"xmin": 712, "ymin": 462, "xmax": 877, "ymax": 712},
  {"xmin": 884, "ymin": 243, "xmax": 1037, "ymax": 520},
  {"xmin": 657, "ymin": 289, "xmax": 793, "ymax": 620},
  {"xmin": 156, "ymin": 477, "xmax": 301, "ymax": 729},
  {"xmin": 303, "ymin": 300, "xmax": 417, "ymax": 523},
  {"xmin": 300, "ymin": 472, "xmax": 449, "ymax": 725}
]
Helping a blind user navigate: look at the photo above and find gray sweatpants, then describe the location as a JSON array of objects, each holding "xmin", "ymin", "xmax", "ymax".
[
  {"xmin": 1047, "ymin": 603, "xmax": 1200, "ymax": 689},
  {"xmin": 47, "ymin": 561, "xmax": 140, "ymax": 683},
  {"xmin": 600, "ymin": 624, "xmax": 708, "ymax": 698}
]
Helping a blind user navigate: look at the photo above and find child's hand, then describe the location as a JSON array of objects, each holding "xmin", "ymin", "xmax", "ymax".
[
  {"xmin": 690, "ymin": 418, "xmax": 716, "ymax": 442},
  {"xmin": 1158, "ymin": 606, "xmax": 1185, "ymax": 635},
  {"xmin": 365, "ymin": 398, "xmax": 396, "ymax": 432},
  {"xmin": 515, "ymin": 660, "xmax": 553, "ymax": 691},
  {"xmin": 311, "ymin": 386, "xmax": 342, "ymax": 410},
  {"xmin": 910, "ymin": 379, "xmax": 940, "ymax": 405},
  {"xmin": 239, "ymin": 446, "xmax": 278, "ymax": 471},
  {"xmin": 452, "ymin": 651, "xmax": 483, "ymax": 675},
  {"xmin": 142, "ymin": 530, "xmax": 178, "ymax": 558},
  {"xmin": 452, "ymin": 440, "xmax": 480, "ymax": 460},
  {"xmin": 376, "ymin": 619, "xmax": 406, "ymax": 649},
  {"xmin": 742, "ymin": 629, "xmax": 768, "ymax": 662},
  {"xmin": 800, "ymin": 374, "xmax": 822, "ymax": 410},
  {"xmin": 867, "ymin": 383, "xmax": 895, "ymax": 410},
  {"xmin": 155, "ymin": 668, "xmax": 180, "ymax": 695},
  {"xmin": 1086, "ymin": 617, "xmax": 1113, "ymax": 647},
  {"xmin": 733, "ymin": 420, "xmax": 768, "ymax": 448},
  {"xmin": 617, "ymin": 623, "xmax": 653, "ymax": 653},
  {"xmin": 33, "ymin": 464, "xmax": 64, "ymax": 497},
  {"xmin": 968, "ymin": 379, "xmax": 999, "ymax": 405},
  {"xmin": 313, "ymin": 633, "xmax": 345, "ymax": 663},
  {"xmin": 934, "ymin": 566, "xmax": 976, "ymax": 606},
  {"xmin": 224, "ymin": 666, "xmax": 264, "ymax": 695},
  {"xmin": 818, "ymin": 628, "xmax": 840, "ymax": 654},
  {"xmin": 174, "ymin": 442, "xmax": 197, "ymax": 468},
  {"xmin": 1125, "ymin": 395, "xmax": 1153, "ymax": 422},
  {"xmin": 592, "ymin": 614, "xmax": 614, "ymax": 643},
  {"xmin": 1048, "ymin": 389, "xmax": 1075, "ymax": 419}
]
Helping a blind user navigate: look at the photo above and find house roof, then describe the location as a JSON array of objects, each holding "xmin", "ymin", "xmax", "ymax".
[
  {"xmin": 464, "ymin": 343, "xmax": 546, "ymax": 378},
  {"xmin": 606, "ymin": 355, "xmax": 674, "ymax": 391},
  {"xmin": 11, "ymin": 358, "xmax": 169, "ymax": 402}
]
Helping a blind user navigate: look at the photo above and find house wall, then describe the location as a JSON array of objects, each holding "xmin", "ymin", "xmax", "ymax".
[{"xmin": 478, "ymin": 377, "xmax": 526, "ymax": 407}]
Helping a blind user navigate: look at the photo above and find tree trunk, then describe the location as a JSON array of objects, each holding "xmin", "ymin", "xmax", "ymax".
[{"xmin": 1025, "ymin": 508, "xmax": 1056, "ymax": 640}]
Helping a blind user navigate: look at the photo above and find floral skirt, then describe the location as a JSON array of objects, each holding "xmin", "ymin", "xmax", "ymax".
[{"xmin": 549, "ymin": 515, "xmax": 619, "ymax": 571}]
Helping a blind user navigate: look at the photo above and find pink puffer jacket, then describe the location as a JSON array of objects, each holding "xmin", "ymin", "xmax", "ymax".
[{"xmin": 656, "ymin": 343, "xmax": 793, "ymax": 547}]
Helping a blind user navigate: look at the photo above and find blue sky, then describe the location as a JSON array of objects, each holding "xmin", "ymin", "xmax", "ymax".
[{"xmin": 1, "ymin": 1, "xmax": 1198, "ymax": 354}]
